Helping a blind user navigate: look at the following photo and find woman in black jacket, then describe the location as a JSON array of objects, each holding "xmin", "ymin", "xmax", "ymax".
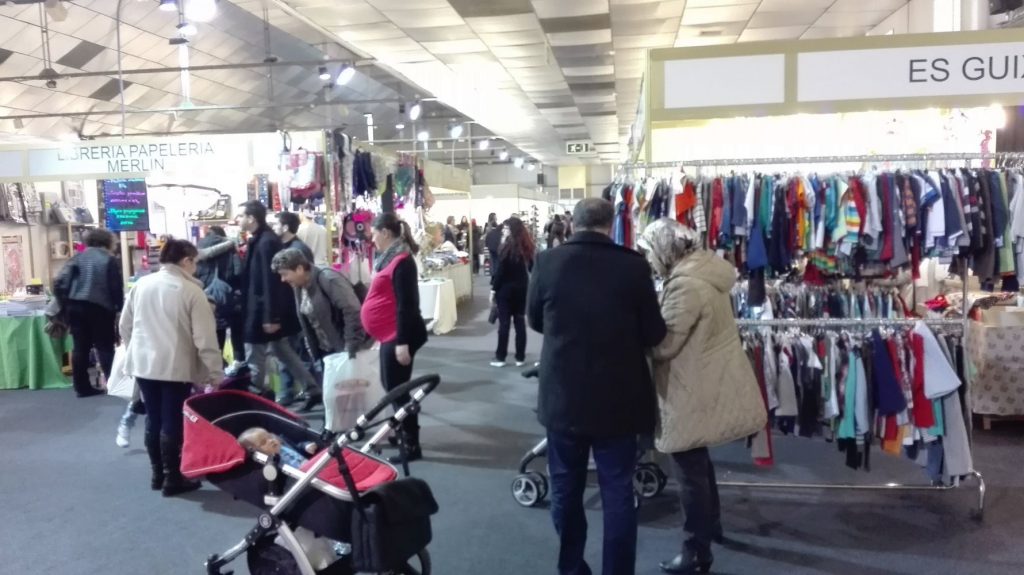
[{"xmin": 490, "ymin": 217, "xmax": 534, "ymax": 368}]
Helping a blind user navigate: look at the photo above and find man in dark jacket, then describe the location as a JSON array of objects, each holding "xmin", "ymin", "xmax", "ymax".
[
  {"xmin": 273, "ymin": 211, "xmax": 316, "ymax": 405},
  {"xmin": 238, "ymin": 201, "xmax": 321, "ymax": 409},
  {"xmin": 484, "ymin": 216, "xmax": 504, "ymax": 275},
  {"xmin": 54, "ymin": 228, "xmax": 124, "ymax": 398},
  {"xmin": 527, "ymin": 198, "xmax": 667, "ymax": 575}
]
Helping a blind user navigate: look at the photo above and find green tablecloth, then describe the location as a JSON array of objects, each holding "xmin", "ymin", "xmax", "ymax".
[{"xmin": 0, "ymin": 315, "xmax": 71, "ymax": 390}]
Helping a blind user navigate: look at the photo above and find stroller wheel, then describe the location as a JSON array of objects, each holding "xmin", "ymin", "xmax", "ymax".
[
  {"xmin": 633, "ymin": 464, "xmax": 662, "ymax": 499},
  {"xmin": 654, "ymin": 465, "xmax": 669, "ymax": 494},
  {"xmin": 534, "ymin": 472, "xmax": 549, "ymax": 501},
  {"xmin": 511, "ymin": 473, "xmax": 545, "ymax": 507},
  {"xmin": 247, "ymin": 539, "xmax": 301, "ymax": 575}
]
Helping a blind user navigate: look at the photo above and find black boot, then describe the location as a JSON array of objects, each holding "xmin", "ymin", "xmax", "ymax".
[
  {"xmin": 160, "ymin": 434, "xmax": 201, "ymax": 497},
  {"xmin": 144, "ymin": 431, "xmax": 164, "ymax": 491},
  {"xmin": 660, "ymin": 546, "xmax": 713, "ymax": 574}
]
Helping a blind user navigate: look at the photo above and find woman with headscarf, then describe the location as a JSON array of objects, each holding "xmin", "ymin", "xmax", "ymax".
[
  {"xmin": 361, "ymin": 213, "xmax": 428, "ymax": 463},
  {"xmin": 638, "ymin": 218, "xmax": 766, "ymax": 575}
]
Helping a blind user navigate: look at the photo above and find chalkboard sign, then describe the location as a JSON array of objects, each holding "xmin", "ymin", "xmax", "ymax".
[{"xmin": 102, "ymin": 178, "xmax": 150, "ymax": 232}]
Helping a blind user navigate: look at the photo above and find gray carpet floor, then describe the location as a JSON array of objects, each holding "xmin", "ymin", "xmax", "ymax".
[{"xmin": 2, "ymin": 279, "xmax": 1024, "ymax": 574}]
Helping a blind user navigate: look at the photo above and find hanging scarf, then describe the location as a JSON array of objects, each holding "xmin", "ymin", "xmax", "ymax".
[{"xmin": 374, "ymin": 240, "xmax": 408, "ymax": 272}]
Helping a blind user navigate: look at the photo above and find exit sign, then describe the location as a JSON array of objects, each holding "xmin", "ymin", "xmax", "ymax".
[{"xmin": 566, "ymin": 140, "xmax": 594, "ymax": 155}]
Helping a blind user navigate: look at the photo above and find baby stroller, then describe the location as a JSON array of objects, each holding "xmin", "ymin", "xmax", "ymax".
[
  {"xmin": 183, "ymin": 374, "xmax": 442, "ymax": 575},
  {"xmin": 510, "ymin": 367, "xmax": 669, "ymax": 508}
]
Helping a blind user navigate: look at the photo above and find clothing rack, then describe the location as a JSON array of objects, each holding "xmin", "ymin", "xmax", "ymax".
[
  {"xmin": 623, "ymin": 152, "xmax": 1024, "ymax": 171},
  {"xmin": 628, "ymin": 151, "xmax": 994, "ymax": 519}
]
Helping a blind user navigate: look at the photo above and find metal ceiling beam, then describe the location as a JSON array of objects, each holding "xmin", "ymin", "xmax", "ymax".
[
  {"xmin": 0, "ymin": 98, "xmax": 408, "ymax": 121},
  {"xmin": 0, "ymin": 57, "xmax": 372, "ymax": 83}
]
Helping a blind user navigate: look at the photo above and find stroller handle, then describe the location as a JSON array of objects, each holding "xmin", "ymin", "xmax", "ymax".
[{"xmin": 356, "ymin": 374, "xmax": 441, "ymax": 430}]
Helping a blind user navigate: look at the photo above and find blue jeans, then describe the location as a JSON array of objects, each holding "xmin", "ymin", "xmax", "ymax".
[{"xmin": 547, "ymin": 431, "xmax": 638, "ymax": 575}]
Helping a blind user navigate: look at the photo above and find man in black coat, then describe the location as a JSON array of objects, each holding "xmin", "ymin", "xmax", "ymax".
[
  {"xmin": 527, "ymin": 197, "xmax": 667, "ymax": 575},
  {"xmin": 238, "ymin": 201, "xmax": 321, "ymax": 409}
]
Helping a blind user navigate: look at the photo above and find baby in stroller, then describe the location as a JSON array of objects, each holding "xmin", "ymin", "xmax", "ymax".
[
  {"xmin": 184, "ymin": 375, "xmax": 442, "ymax": 575},
  {"xmin": 238, "ymin": 427, "xmax": 318, "ymax": 469}
]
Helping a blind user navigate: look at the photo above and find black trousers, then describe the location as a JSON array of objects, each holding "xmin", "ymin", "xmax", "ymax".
[
  {"xmin": 68, "ymin": 301, "xmax": 116, "ymax": 395},
  {"xmin": 495, "ymin": 288, "xmax": 527, "ymax": 363},
  {"xmin": 136, "ymin": 378, "xmax": 191, "ymax": 440},
  {"xmin": 671, "ymin": 447, "xmax": 722, "ymax": 554},
  {"xmin": 380, "ymin": 340, "xmax": 419, "ymax": 446}
]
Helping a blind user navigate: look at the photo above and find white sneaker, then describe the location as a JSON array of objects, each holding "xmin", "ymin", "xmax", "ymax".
[
  {"xmin": 490, "ymin": 360, "xmax": 507, "ymax": 368},
  {"xmin": 116, "ymin": 424, "xmax": 131, "ymax": 448},
  {"xmin": 515, "ymin": 361, "xmax": 526, "ymax": 367}
]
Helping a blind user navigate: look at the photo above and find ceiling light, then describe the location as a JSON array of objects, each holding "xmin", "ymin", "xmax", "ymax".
[
  {"xmin": 158, "ymin": 0, "xmax": 178, "ymax": 12},
  {"xmin": 395, "ymin": 123, "xmax": 405, "ymax": 130},
  {"xmin": 417, "ymin": 130, "xmax": 429, "ymax": 142},
  {"xmin": 185, "ymin": 0, "xmax": 217, "ymax": 22},
  {"xmin": 527, "ymin": 163, "xmax": 536, "ymax": 172},
  {"xmin": 513, "ymin": 157, "xmax": 524, "ymax": 168},
  {"xmin": 478, "ymin": 139, "xmax": 490, "ymax": 151},
  {"xmin": 449, "ymin": 123, "xmax": 463, "ymax": 139},
  {"xmin": 499, "ymin": 150, "xmax": 509, "ymax": 161},
  {"xmin": 435, "ymin": 141, "xmax": 443, "ymax": 149},
  {"xmin": 336, "ymin": 64, "xmax": 355, "ymax": 86},
  {"xmin": 318, "ymin": 66, "xmax": 330, "ymax": 81},
  {"xmin": 177, "ymin": 22, "xmax": 197, "ymax": 36},
  {"xmin": 409, "ymin": 102, "xmax": 422, "ymax": 121}
]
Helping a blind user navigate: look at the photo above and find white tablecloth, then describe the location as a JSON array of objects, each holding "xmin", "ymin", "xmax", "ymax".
[
  {"xmin": 418, "ymin": 278, "xmax": 458, "ymax": 335},
  {"xmin": 425, "ymin": 263, "xmax": 472, "ymax": 301}
]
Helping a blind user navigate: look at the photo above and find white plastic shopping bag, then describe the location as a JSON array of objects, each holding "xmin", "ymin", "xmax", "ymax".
[
  {"xmin": 322, "ymin": 347, "xmax": 382, "ymax": 432},
  {"xmin": 105, "ymin": 346, "xmax": 136, "ymax": 401}
]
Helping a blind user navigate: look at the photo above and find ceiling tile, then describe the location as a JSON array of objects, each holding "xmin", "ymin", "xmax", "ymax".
[
  {"xmin": 749, "ymin": 10, "xmax": 822, "ymax": 27},
  {"xmin": 478, "ymin": 30, "xmax": 547, "ymax": 46},
  {"xmin": 814, "ymin": 10, "xmax": 894, "ymax": 26},
  {"xmin": 551, "ymin": 43, "xmax": 615, "ymax": 58},
  {"xmin": 463, "ymin": 14, "xmax": 542, "ymax": 33},
  {"xmin": 800, "ymin": 25, "xmax": 872, "ymax": 38},
  {"xmin": 334, "ymin": 23, "xmax": 408, "ymax": 42},
  {"xmin": 406, "ymin": 25, "xmax": 479, "ymax": 42},
  {"xmin": 367, "ymin": 0, "xmax": 450, "ymax": 8},
  {"xmin": 612, "ymin": 18, "xmax": 683, "ymax": 35},
  {"xmin": 830, "ymin": 0, "xmax": 908, "ymax": 11},
  {"xmin": 674, "ymin": 35, "xmax": 740, "ymax": 46},
  {"xmin": 547, "ymin": 29, "xmax": 613, "ymax": 47},
  {"xmin": 562, "ymin": 65, "xmax": 615, "ymax": 76},
  {"xmin": 421, "ymin": 39, "xmax": 489, "ymax": 54},
  {"xmin": 448, "ymin": 0, "xmax": 535, "ymax": 18},
  {"xmin": 611, "ymin": 1, "xmax": 686, "ymax": 21},
  {"xmin": 531, "ymin": 0, "xmax": 610, "ymax": 19},
  {"xmin": 758, "ymin": 0, "xmax": 833, "ymax": 10},
  {"xmin": 501, "ymin": 56, "xmax": 555, "ymax": 68},
  {"xmin": 684, "ymin": 0, "xmax": 765, "ymax": 6},
  {"xmin": 681, "ymin": 4, "xmax": 759, "ymax": 25},
  {"xmin": 492, "ymin": 43, "xmax": 550, "ymax": 58},
  {"xmin": 613, "ymin": 33, "xmax": 676, "ymax": 48},
  {"xmin": 740, "ymin": 25, "xmax": 810, "ymax": 41},
  {"xmin": 385, "ymin": 7, "xmax": 464, "ymax": 28}
]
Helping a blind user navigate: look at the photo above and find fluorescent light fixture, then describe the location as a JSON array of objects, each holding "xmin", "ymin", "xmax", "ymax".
[
  {"xmin": 185, "ymin": 0, "xmax": 217, "ymax": 22},
  {"xmin": 499, "ymin": 150, "xmax": 509, "ymax": 161},
  {"xmin": 395, "ymin": 123, "xmax": 405, "ymax": 130},
  {"xmin": 417, "ymin": 130, "xmax": 429, "ymax": 142},
  {"xmin": 435, "ymin": 141, "xmax": 443, "ymax": 149},
  {"xmin": 177, "ymin": 22, "xmax": 197, "ymax": 36},
  {"xmin": 336, "ymin": 65, "xmax": 355, "ymax": 86},
  {"xmin": 513, "ymin": 157, "xmax": 524, "ymax": 168},
  {"xmin": 318, "ymin": 66, "xmax": 330, "ymax": 81},
  {"xmin": 449, "ymin": 123, "xmax": 463, "ymax": 139},
  {"xmin": 158, "ymin": 0, "xmax": 178, "ymax": 12},
  {"xmin": 527, "ymin": 163, "xmax": 536, "ymax": 171},
  {"xmin": 409, "ymin": 102, "xmax": 422, "ymax": 121},
  {"xmin": 478, "ymin": 139, "xmax": 490, "ymax": 151}
]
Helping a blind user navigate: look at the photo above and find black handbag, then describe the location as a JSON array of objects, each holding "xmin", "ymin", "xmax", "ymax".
[
  {"xmin": 349, "ymin": 477, "xmax": 439, "ymax": 572},
  {"xmin": 488, "ymin": 301, "xmax": 498, "ymax": 325}
]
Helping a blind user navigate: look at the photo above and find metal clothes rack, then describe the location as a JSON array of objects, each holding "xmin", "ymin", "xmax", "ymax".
[{"xmin": 626, "ymin": 152, "xmax": 996, "ymax": 519}]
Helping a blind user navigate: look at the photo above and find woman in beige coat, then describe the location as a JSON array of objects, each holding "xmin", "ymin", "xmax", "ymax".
[{"xmin": 640, "ymin": 219, "xmax": 766, "ymax": 575}]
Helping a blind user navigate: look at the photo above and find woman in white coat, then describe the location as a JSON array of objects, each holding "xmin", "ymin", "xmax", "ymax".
[
  {"xmin": 120, "ymin": 239, "xmax": 224, "ymax": 497},
  {"xmin": 640, "ymin": 219, "xmax": 766, "ymax": 575}
]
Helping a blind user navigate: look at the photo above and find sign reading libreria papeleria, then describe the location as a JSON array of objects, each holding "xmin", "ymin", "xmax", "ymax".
[
  {"xmin": 26, "ymin": 138, "xmax": 223, "ymax": 178},
  {"xmin": 103, "ymin": 178, "xmax": 150, "ymax": 232}
]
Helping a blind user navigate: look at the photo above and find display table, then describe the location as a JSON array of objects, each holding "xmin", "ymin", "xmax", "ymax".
[
  {"xmin": 966, "ymin": 320, "xmax": 1024, "ymax": 417},
  {"xmin": 0, "ymin": 315, "xmax": 70, "ymax": 390},
  {"xmin": 424, "ymin": 263, "xmax": 472, "ymax": 301},
  {"xmin": 418, "ymin": 278, "xmax": 458, "ymax": 335}
]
